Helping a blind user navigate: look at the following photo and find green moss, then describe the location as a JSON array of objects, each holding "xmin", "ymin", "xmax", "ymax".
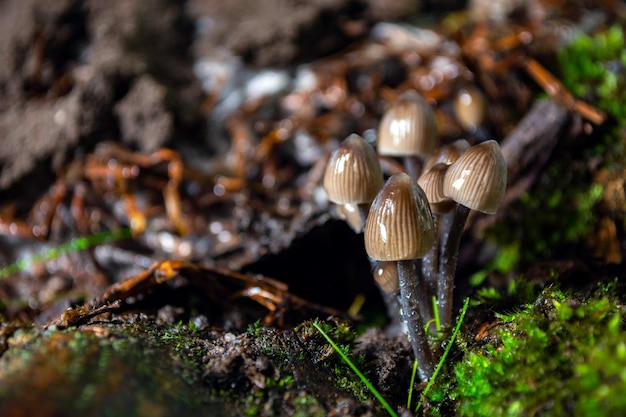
[
  {"xmin": 451, "ymin": 284, "xmax": 626, "ymax": 416},
  {"xmin": 560, "ymin": 25, "xmax": 626, "ymax": 124},
  {"xmin": 294, "ymin": 319, "xmax": 373, "ymax": 403},
  {"xmin": 291, "ymin": 393, "xmax": 327, "ymax": 417},
  {"xmin": 0, "ymin": 324, "xmax": 216, "ymax": 416},
  {"xmin": 488, "ymin": 173, "xmax": 604, "ymax": 266}
]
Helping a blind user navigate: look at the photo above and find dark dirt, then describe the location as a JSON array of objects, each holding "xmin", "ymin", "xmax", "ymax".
[
  {"xmin": 0, "ymin": 0, "xmax": 421, "ymax": 191},
  {"xmin": 0, "ymin": 0, "xmax": 624, "ymax": 416}
]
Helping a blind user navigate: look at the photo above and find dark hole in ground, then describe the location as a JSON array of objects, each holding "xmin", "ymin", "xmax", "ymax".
[{"xmin": 244, "ymin": 220, "xmax": 386, "ymax": 317}]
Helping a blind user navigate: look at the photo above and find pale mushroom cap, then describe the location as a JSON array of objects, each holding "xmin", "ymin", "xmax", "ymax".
[
  {"xmin": 417, "ymin": 163, "xmax": 455, "ymax": 214},
  {"xmin": 364, "ymin": 173, "xmax": 435, "ymax": 261},
  {"xmin": 323, "ymin": 134, "xmax": 384, "ymax": 204},
  {"xmin": 423, "ymin": 139, "xmax": 471, "ymax": 171},
  {"xmin": 336, "ymin": 203, "xmax": 363, "ymax": 233},
  {"xmin": 453, "ymin": 87, "xmax": 487, "ymax": 131},
  {"xmin": 373, "ymin": 261, "xmax": 400, "ymax": 294},
  {"xmin": 377, "ymin": 90, "xmax": 438, "ymax": 157},
  {"xmin": 443, "ymin": 140, "xmax": 507, "ymax": 214}
]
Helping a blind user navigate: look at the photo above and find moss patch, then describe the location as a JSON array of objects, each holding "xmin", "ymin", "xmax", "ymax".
[
  {"xmin": 0, "ymin": 322, "xmax": 216, "ymax": 417},
  {"xmin": 451, "ymin": 283, "xmax": 626, "ymax": 416}
]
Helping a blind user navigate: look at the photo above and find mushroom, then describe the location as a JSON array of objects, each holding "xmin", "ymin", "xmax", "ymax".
[
  {"xmin": 438, "ymin": 140, "xmax": 507, "ymax": 329},
  {"xmin": 453, "ymin": 87, "xmax": 489, "ymax": 141},
  {"xmin": 418, "ymin": 163, "xmax": 455, "ymax": 216},
  {"xmin": 373, "ymin": 261, "xmax": 400, "ymax": 295},
  {"xmin": 377, "ymin": 90, "xmax": 438, "ymax": 179},
  {"xmin": 417, "ymin": 163, "xmax": 454, "ymax": 297},
  {"xmin": 423, "ymin": 139, "xmax": 470, "ymax": 172},
  {"xmin": 372, "ymin": 260, "xmax": 405, "ymax": 330},
  {"xmin": 364, "ymin": 172, "xmax": 436, "ymax": 381},
  {"xmin": 323, "ymin": 134, "xmax": 384, "ymax": 229},
  {"xmin": 335, "ymin": 203, "xmax": 364, "ymax": 233}
]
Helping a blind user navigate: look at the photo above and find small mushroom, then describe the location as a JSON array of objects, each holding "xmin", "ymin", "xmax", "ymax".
[
  {"xmin": 418, "ymin": 163, "xmax": 455, "ymax": 215},
  {"xmin": 417, "ymin": 163, "xmax": 454, "ymax": 296},
  {"xmin": 377, "ymin": 90, "xmax": 438, "ymax": 179},
  {"xmin": 423, "ymin": 139, "xmax": 470, "ymax": 172},
  {"xmin": 443, "ymin": 139, "xmax": 506, "ymax": 215},
  {"xmin": 373, "ymin": 261, "xmax": 400, "ymax": 295},
  {"xmin": 453, "ymin": 87, "xmax": 487, "ymax": 133},
  {"xmin": 453, "ymin": 86, "xmax": 492, "ymax": 142},
  {"xmin": 323, "ymin": 134, "xmax": 384, "ymax": 229},
  {"xmin": 335, "ymin": 203, "xmax": 364, "ymax": 233},
  {"xmin": 364, "ymin": 172, "xmax": 436, "ymax": 381},
  {"xmin": 437, "ymin": 140, "xmax": 507, "ymax": 329}
]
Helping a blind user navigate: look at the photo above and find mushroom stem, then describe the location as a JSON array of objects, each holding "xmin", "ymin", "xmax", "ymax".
[
  {"xmin": 403, "ymin": 156, "xmax": 423, "ymax": 180},
  {"xmin": 357, "ymin": 203, "xmax": 370, "ymax": 232},
  {"xmin": 421, "ymin": 212, "xmax": 439, "ymax": 296},
  {"xmin": 397, "ymin": 259, "xmax": 435, "ymax": 381},
  {"xmin": 437, "ymin": 204, "xmax": 470, "ymax": 331},
  {"xmin": 413, "ymin": 258, "xmax": 433, "ymax": 325}
]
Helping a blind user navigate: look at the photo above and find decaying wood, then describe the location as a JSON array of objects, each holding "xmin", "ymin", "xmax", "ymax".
[
  {"xmin": 470, "ymin": 98, "xmax": 571, "ymax": 238},
  {"xmin": 500, "ymin": 98, "xmax": 571, "ymax": 205}
]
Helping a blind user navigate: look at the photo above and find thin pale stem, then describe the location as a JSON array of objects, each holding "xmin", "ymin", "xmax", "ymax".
[
  {"xmin": 437, "ymin": 204, "xmax": 470, "ymax": 331},
  {"xmin": 397, "ymin": 259, "xmax": 435, "ymax": 381}
]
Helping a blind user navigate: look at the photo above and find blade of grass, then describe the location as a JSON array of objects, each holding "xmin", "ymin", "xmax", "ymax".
[
  {"xmin": 415, "ymin": 297, "xmax": 470, "ymax": 413},
  {"xmin": 407, "ymin": 359, "xmax": 419, "ymax": 409},
  {"xmin": 312, "ymin": 321, "xmax": 399, "ymax": 417},
  {"xmin": 0, "ymin": 227, "xmax": 132, "ymax": 279},
  {"xmin": 432, "ymin": 295, "xmax": 441, "ymax": 334}
]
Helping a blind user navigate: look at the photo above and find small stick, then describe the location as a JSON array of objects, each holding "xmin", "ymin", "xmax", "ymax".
[{"xmin": 524, "ymin": 57, "xmax": 606, "ymax": 125}]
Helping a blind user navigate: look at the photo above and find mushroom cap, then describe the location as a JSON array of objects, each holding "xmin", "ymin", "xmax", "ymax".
[
  {"xmin": 373, "ymin": 261, "xmax": 400, "ymax": 294},
  {"xmin": 335, "ymin": 203, "xmax": 363, "ymax": 233},
  {"xmin": 423, "ymin": 139, "xmax": 470, "ymax": 172},
  {"xmin": 453, "ymin": 87, "xmax": 487, "ymax": 132},
  {"xmin": 323, "ymin": 134, "xmax": 384, "ymax": 204},
  {"xmin": 364, "ymin": 173, "xmax": 435, "ymax": 261},
  {"xmin": 377, "ymin": 90, "xmax": 438, "ymax": 157},
  {"xmin": 417, "ymin": 163, "xmax": 455, "ymax": 214},
  {"xmin": 443, "ymin": 140, "xmax": 507, "ymax": 214}
]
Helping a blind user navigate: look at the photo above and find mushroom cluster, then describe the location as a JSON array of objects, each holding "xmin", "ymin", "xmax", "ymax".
[{"xmin": 322, "ymin": 90, "xmax": 506, "ymax": 381}]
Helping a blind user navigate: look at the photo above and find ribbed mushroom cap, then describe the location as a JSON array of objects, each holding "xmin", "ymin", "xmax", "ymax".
[
  {"xmin": 453, "ymin": 87, "xmax": 487, "ymax": 131},
  {"xmin": 377, "ymin": 90, "xmax": 438, "ymax": 157},
  {"xmin": 373, "ymin": 261, "xmax": 400, "ymax": 294},
  {"xmin": 323, "ymin": 134, "xmax": 384, "ymax": 204},
  {"xmin": 423, "ymin": 139, "xmax": 470, "ymax": 172},
  {"xmin": 364, "ymin": 173, "xmax": 435, "ymax": 261},
  {"xmin": 417, "ymin": 163, "xmax": 455, "ymax": 214},
  {"xmin": 443, "ymin": 140, "xmax": 506, "ymax": 214}
]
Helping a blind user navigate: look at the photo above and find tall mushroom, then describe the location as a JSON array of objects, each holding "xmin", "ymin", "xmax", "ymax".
[
  {"xmin": 438, "ymin": 140, "xmax": 507, "ymax": 329},
  {"xmin": 322, "ymin": 134, "xmax": 401, "ymax": 323},
  {"xmin": 364, "ymin": 172, "xmax": 436, "ymax": 381},
  {"xmin": 378, "ymin": 90, "xmax": 438, "ymax": 179},
  {"xmin": 417, "ymin": 163, "xmax": 454, "ymax": 297},
  {"xmin": 323, "ymin": 134, "xmax": 384, "ymax": 230}
]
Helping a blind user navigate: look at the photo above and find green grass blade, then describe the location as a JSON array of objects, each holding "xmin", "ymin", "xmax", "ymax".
[
  {"xmin": 407, "ymin": 359, "xmax": 419, "ymax": 409},
  {"xmin": 415, "ymin": 297, "xmax": 470, "ymax": 413},
  {"xmin": 312, "ymin": 321, "xmax": 399, "ymax": 417},
  {"xmin": 432, "ymin": 295, "xmax": 441, "ymax": 334},
  {"xmin": 0, "ymin": 227, "xmax": 132, "ymax": 279}
]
